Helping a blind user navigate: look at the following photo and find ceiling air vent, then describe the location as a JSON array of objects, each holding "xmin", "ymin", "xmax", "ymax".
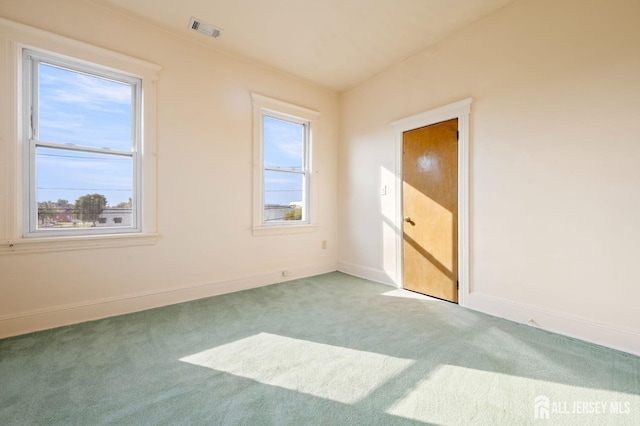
[{"xmin": 189, "ymin": 17, "xmax": 223, "ymax": 39}]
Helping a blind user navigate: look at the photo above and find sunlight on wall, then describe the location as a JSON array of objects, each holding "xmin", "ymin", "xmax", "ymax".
[
  {"xmin": 380, "ymin": 166, "xmax": 396, "ymax": 223},
  {"xmin": 180, "ymin": 332, "xmax": 414, "ymax": 404},
  {"xmin": 380, "ymin": 166, "xmax": 399, "ymax": 284}
]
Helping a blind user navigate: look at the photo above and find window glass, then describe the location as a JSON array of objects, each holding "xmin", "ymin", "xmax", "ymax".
[
  {"xmin": 263, "ymin": 116, "xmax": 304, "ymax": 170},
  {"xmin": 25, "ymin": 50, "xmax": 140, "ymax": 235},
  {"xmin": 262, "ymin": 113, "xmax": 308, "ymax": 224},
  {"xmin": 38, "ymin": 63, "xmax": 133, "ymax": 151},
  {"xmin": 35, "ymin": 147, "xmax": 133, "ymax": 229},
  {"xmin": 263, "ymin": 170, "xmax": 304, "ymax": 222}
]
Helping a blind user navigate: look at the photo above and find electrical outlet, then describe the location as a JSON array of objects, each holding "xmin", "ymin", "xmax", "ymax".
[{"xmin": 321, "ymin": 240, "xmax": 327, "ymax": 250}]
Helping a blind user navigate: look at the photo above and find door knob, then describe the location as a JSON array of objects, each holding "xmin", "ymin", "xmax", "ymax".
[{"xmin": 404, "ymin": 216, "xmax": 412, "ymax": 222}]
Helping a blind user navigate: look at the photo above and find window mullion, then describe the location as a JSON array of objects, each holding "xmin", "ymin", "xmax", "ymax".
[
  {"xmin": 26, "ymin": 56, "xmax": 38, "ymax": 234},
  {"xmin": 28, "ymin": 137, "xmax": 38, "ymax": 233},
  {"xmin": 33, "ymin": 140, "xmax": 133, "ymax": 157},
  {"xmin": 304, "ymin": 124, "xmax": 310, "ymax": 172},
  {"xmin": 29, "ymin": 56, "xmax": 38, "ymax": 140},
  {"xmin": 264, "ymin": 167, "xmax": 304, "ymax": 175}
]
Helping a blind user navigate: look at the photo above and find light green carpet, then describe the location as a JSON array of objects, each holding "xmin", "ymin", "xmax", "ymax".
[{"xmin": 1, "ymin": 272, "xmax": 639, "ymax": 425}]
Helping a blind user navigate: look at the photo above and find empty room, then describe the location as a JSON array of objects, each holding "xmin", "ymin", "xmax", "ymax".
[{"xmin": 1, "ymin": 0, "xmax": 639, "ymax": 424}]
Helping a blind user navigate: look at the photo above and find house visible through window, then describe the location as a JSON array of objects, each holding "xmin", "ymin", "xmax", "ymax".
[
  {"xmin": 262, "ymin": 113, "xmax": 310, "ymax": 223},
  {"xmin": 24, "ymin": 49, "xmax": 141, "ymax": 236}
]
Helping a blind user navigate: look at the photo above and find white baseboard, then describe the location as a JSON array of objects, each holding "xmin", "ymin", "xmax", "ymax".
[
  {"xmin": 465, "ymin": 292, "xmax": 640, "ymax": 356},
  {"xmin": 5, "ymin": 261, "xmax": 638, "ymax": 357},
  {"xmin": 340, "ymin": 261, "xmax": 640, "ymax": 356},
  {"xmin": 0, "ymin": 262, "xmax": 337, "ymax": 339},
  {"xmin": 337, "ymin": 261, "xmax": 397, "ymax": 287}
]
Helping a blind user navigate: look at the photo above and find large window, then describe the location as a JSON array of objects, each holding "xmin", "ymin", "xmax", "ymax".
[
  {"xmin": 23, "ymin": 49, "xmax": 141, "ymax": 236},
  {"xmin": 252, "ymin": 94, "xmax": 319, "ymax": 235},
  {"xmin": 0, "ymin": 19, "xmax": 159, "ymax": 253}
]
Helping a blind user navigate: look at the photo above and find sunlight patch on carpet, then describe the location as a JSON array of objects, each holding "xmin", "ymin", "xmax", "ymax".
[
  {"xmin": 381, "ymin": 289, "xmax": 439, "ymax": 300},
  {"xmin": 180, "ymin": 332, "xmax": 414, "ymax": 404},
  {"xmin": 386, "ymin": 364, "xmax": 640, "ymax": 425}
]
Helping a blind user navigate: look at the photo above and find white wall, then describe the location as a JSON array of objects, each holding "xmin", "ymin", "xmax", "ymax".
[
  {"xmin": 338, "ymin": 0, "xmax": 640, "ymax": 354},
  {"xmin": 0, "ymin": 0, "xmax": 339, "ymax": 336},
  {"xmin": 2, "ymin": 0, "xmax": 639, "ymax": 356}
]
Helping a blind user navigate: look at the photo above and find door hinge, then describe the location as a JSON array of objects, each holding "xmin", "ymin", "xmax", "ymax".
[
  {"xmin": 456, "ymin": 130, "xmax": 459, "ymax": 141},
  {"xmin": 456, "ymin": 280, "xmax": 459, "ymax": 290}
]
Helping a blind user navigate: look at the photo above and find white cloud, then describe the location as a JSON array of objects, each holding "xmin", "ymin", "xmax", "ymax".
[{"xmin": 40, "ymin": 65, "xmax": 131, "ymax": 113}]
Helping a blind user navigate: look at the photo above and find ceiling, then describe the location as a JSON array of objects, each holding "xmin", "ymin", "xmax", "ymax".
[{"xmin": 92, "ymin": 0, "xmax": 514, "ymax": 92}]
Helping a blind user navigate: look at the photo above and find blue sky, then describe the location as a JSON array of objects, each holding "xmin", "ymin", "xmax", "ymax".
[
  {"xmin": 262, "ymin": 116, "xmax": 304, "ymax": 206},
  {"xmin": 36, "ymin": 63, "xmax": 304, "ymax": 208},
  {"xmin": 37, "ymin": 63, "xmax": 133, "ymax": 206}
]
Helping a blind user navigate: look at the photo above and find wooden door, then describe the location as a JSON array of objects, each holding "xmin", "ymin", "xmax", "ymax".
[{"xmin": 402, "ymin": 118, "xmax": 458, "ymax": 302}]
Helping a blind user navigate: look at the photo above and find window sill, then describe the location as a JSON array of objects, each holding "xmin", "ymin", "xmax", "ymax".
[
  {"xmin": 252, "ymin": 224, "xmax": 319, "ymax": 237},
  {"xmin": 1, "ymin": 233, "xmax": 158, "ymax": 255}
]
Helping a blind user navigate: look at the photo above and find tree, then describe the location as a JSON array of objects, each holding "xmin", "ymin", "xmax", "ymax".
[
  {"xmin": 285, "ymin": 207, "xmax": 302, "ymax": 221},
  {"xmin": 115, "ymin": 198, "xmax": 132, "ymax": 208},
  {"xmin": 74, "ymin": 194, "xmax": 107, "ymax": 225},
  {"xmin": 37, "ymin": 201, "xmax": 57, "ymax": 225}
]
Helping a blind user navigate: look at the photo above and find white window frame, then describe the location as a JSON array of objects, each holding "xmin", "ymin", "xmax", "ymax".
[
  {"xmin": 251, "ymin": 93, "xmax": 319, "ymax": 236},
  {"xmin": 262, "ymin": 111, "xmax": 310, "ymax": 224},
  {"xmin": 23, "ymin": 49, "xmax": 142, "ymax": 237},
  {"xmin": 0, "ymin": 18, "xmax": 160, "ymax": 254}
]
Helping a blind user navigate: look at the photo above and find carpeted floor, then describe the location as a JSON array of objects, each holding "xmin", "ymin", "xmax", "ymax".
[{"xmin": 1, "ymin": 272, "xmax": 639, "ymax": 425}]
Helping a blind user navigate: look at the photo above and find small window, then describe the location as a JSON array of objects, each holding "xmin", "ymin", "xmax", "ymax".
[
  {"xmin": 262, "ymin": 114, "xmax": 309, "ymax": 223},
  {"xmin": 23, "ymin": 49, "xmax": 141, "ymax": 236},
  {"xmin": 251, "ymin": 94, "xmax": 319, "ymax": 234},
  {"xmin": 113, "ymin": 217, "xmax": 123, "ymax": 224}
]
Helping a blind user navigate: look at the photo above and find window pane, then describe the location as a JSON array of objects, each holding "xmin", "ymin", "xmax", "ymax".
[
  {"xmin": 264, "ymin": 170, "xmax": 304, "ymax": 222},
  {"xmin": 263, "ymin": 116, "xmax": 304, "ymax": 170},
  {"xmin": 36, "ymin": 147, "xmax": 133, "ymax": 229},
  {"xmin": 38, "ymin": 63, "xmax": 133, "ymax": 151}
]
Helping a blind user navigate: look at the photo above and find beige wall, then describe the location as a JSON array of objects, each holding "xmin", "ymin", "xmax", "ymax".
[
  {"xmin": 1, "ymin": 0, "xmax": 639, "ymax": 355},
  {"xmin": 339, "ymin": 0, "xmax": 640, "ymax": 353},
  {"xmin": 0, "ymin": 0, "xmax": 339, "ymax": 335}
]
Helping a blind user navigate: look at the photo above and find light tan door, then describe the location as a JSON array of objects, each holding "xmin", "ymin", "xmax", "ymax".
[{"xmin": 402, "ymin": 118, "xmax": 458, "ymax": 302}]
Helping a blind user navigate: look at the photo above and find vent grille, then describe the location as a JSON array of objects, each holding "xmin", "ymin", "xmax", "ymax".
[{"xmin": 189, "ymin": 17, "xmax": 222, "ymax": 39}]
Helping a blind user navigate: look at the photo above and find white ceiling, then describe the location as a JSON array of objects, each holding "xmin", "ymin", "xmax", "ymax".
[{"xmin": 92, "ymin": 0, "xmax": 514, "ymax": 92}]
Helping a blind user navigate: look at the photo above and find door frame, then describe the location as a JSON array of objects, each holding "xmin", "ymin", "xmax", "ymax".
[{"xmin": 391, "ymin": 98, "xmax": 472, "ymax": 306}]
